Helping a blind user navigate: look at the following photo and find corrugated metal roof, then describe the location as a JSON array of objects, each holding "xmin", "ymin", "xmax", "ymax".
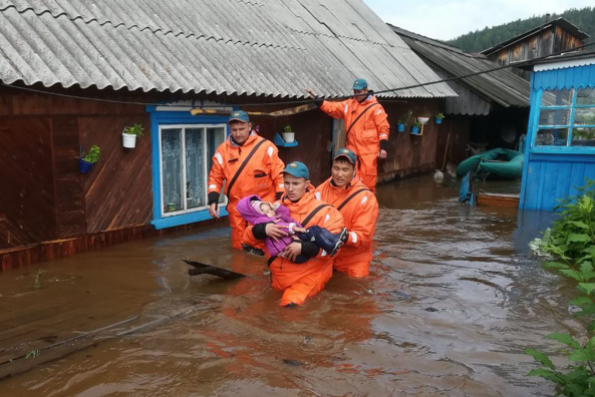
[
  {"xmin": 390, "ymin": 25, "xmax": 530, "ymax": 111},
  {"xmin": 0, "ymin": 0, "xmax": 457, "ymax": 99}
]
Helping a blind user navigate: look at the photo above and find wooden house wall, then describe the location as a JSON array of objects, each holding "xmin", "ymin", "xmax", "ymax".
[
  {"xmin": 522, "ymin": 154, "xmax": 595, "ymax": 210},
  {"xmin": 0, "ymin": 87, "xmax": 151, "ymax": 251},
  {"xmin": 488, "ymin": 27, "xmax": 585, "ymax": 80}
]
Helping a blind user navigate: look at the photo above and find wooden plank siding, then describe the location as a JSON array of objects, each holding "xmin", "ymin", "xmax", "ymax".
[
  {"xmin": 80, "ymin": 116, "xmax": 152, "ymax": 233},
  {"xmin": 522, "ymin": 154, "xmax": 595, "ymax": 210},
  {"xmin": 488, "ymin": 25, "xmax": 585, "ymax": 81}
]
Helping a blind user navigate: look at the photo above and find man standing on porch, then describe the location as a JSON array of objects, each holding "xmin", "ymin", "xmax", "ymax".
[
  {"xmin": 315, "ymin": 148, "xmax": 379, "ymax": 277},
  {"xmin": 307, "ymin": 79, "xmax": 390, "ymax": 192},
  {"xmin": 207, "ymin": 110, "xmax": 285, "ymax": 250}
]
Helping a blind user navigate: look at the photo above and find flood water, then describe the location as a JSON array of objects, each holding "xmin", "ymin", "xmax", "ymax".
[{"xmin": 0, "ymin": 177, "xmax": 581, "ymax": 397}]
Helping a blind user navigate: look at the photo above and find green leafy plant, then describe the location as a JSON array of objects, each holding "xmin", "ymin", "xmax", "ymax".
[
  {"xmin": 526, "ymin": 178, "xmax": 595, "ymax": 395},
  {"xmin": 33, "ymin": 268, "xmax": 41, "ymax": 290},
  {"xmin": 123, "ymin": 123, "xmax": 144, "ymax": 138},
  {"xmin": 398, "ymin": 110, "xmax": 413, "ymax": 124},
  {"xmin": 436, "ymin": 113, "xmax": 445, "ymax": 119},
  {"xmin": 412, "ymin": 121, "xmax": 422, "ymax": 128},
  {"xmin": 283, "ymin": 125, "xmax": 293, "ymax": 133},
  {"xmin": 25, "ymin": 349, "xmax": 41, "ymax": 359},
  {"xmin": 82, "ymin": 145, "xmax": 101, "ymax": 164}
]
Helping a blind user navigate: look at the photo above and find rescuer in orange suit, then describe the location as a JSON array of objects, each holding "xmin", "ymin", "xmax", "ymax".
[
  {"xmin": 243, "ymin": 162, "xmax": 345, "ymax": 307},
  {"xmin": 315, "ymin": 148, "xmax": 379, "ymax": 278},
  {"xmin": 208, "ymin": 110, "xmax": 285, "ymax": 251},
  {"xmin": 307, "ymin": 79, "xmax": 390, "ymax": 192}
]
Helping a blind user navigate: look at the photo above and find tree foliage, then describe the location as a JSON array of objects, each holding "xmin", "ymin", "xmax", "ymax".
[{"xmin": 448, "ymin": 7, "xmax": 595, "ymax": 53}]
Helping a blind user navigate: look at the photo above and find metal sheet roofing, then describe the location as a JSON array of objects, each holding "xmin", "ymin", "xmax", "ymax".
[
  {"xmin": 390, "ymin": 25, "xmax": 530, "ymax": 111},
  {"xmin": 0, "ymin": 0, "xmax": 457, "ymax": 99}
]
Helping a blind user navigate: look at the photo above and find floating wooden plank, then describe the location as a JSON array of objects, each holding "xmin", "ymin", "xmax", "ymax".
[
  {"xmin": 477, "ymin": 192, "xmax": 520, "ymax": 208},
  {"xmin": 183, "ymin": 259, "xmax": 247, "ymax": 280}
]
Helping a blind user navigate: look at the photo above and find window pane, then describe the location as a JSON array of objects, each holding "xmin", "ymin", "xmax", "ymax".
[
  {"xmin": 573, "ymin": 108, "xmax": 595, "ymax": 126},
  {"xmin": 571, "ymin": 128, "xmax": 595, "ymax": 146},
  {"xmin": 539, "ymin": 108, "xmax": 570, "ymax": 126},
  {"xmin": 540, "ymin": 88, "xmax": 574, "ymax": 107},
  {"xmin": 161, "ymin": 129, "xmax": 183, "ymax": 213},
  {"xmin": 577, "ymin": 88, "xmax": 595, "ymax": 106},
  {"xmin": 208, "ymin": 127, "xmax": 227, "ymax": 203},
  {"xmin": 535, "ymin": 129, "xmax": 568, "ymax": 147},
  {"xmin": 185, "ymin": 128, "xmax": 205, "ymax": 209}
]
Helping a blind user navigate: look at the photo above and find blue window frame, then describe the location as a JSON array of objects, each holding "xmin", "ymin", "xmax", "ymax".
[
  {"xmin": 147, "ymin": 107, "xmax": 230, "ymax": 230},
  {"xmin": 532, "ymin": 87, "xmax": 595, "ymax": 154}
]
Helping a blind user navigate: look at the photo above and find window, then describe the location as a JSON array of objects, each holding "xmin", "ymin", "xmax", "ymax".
[
  {"xmin": 159, "ymin": 124, "xmax": 226, "ymax": 217},
  {"xmin": 535, "ymin": 88, "xmax": 595, "ymax": 149}
]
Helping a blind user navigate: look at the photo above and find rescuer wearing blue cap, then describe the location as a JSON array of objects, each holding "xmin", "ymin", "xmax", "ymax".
[
  {"xmin": 243, "ymin": 161, "xmax": 346, "ymax": 307},
  {"xmin": 207, "ymin": 110, "xmax": 285, "ymax": 251},
  {"xmin": 306, "ymin": 79, "xmax": 390, "ymax": 192}
]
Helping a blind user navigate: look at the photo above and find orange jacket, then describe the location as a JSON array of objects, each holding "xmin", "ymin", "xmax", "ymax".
[
  {"xmin": 208, "ymin": 132, "xmax": 285, "ymax": 204},
  {"xmin": 243, "ymin": 189, "xmax": 344, "ymax": 291},
  {"xmin": 320, "ymin": 96, "xmax": 389, "ymax": 155},
  {"xmin": 315, "ymin": 178, "xmax": 379, "ymax": 274}
]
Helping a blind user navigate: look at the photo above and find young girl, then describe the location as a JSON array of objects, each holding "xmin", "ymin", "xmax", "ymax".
[{"xmin": 237, "ymin": 194, "xmax": 347, "ymax": 263}]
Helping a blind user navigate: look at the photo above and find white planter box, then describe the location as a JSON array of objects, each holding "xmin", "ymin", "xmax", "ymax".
[
  {"xmin": 282, "ymin": 132, "xmax": 295, "ymax": 143},
  {"xmin": 122, "ymin": 133, "xmax": 137, "ymax": 148}
]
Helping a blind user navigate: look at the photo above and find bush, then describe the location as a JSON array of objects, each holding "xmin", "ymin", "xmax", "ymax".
[{"xmin": 527, "ymin": 179, "xmax": 595, "ymax": 396}]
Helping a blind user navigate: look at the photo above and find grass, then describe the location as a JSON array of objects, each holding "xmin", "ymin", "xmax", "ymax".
[{"xmin": 33, "ymin": 269, "xmax": 41, "ymax": 290}]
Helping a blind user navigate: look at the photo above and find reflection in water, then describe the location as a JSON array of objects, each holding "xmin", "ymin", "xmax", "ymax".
[{"xmin": 0, "ymin": 177, "xmax": 580, "ymax": 396}]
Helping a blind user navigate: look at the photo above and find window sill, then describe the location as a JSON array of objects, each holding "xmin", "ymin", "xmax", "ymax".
[
  {"xmin": 151, "ymin": 206, "xmax": 228, "ymax": 230},
  {"xmin": 531, "ymin": 146, "xmax": 595, "ymax": 155}
]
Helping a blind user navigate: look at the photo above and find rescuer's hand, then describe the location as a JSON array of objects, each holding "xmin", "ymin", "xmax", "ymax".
[
  {"xmin": 265, "ymin": 223, "xmax": 289, "ymax": 242},
  {"xmin": 280, "ymin": 242, "xmax": 302, "ymax": 262},
  {"xmin": 209, "ymin": 203, "xmax": 220, "ymax": 219},
  {"xmin": 378, "ymin": 149, "xmax": 387, "ymax": 159}
]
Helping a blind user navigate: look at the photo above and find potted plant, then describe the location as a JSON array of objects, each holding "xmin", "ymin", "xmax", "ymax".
[
  {"xmin": 79, "ymin": 145, "xmax": 100, "ymax": 174},
  {"xmin": 397, "ymin": 110, "xmax": 412, "ymax": 132},
  {"xmin": 410, "ymin": 121, "xmax": 422, "ymax": 135},
  {"xmin": 417, "ymin": 115, "xmax": 430, "ymax": 125},
  {"xmin": 282, "ymin": 125, "xmax": 295, "ymax": 143},
  {"xmin": 122, "ymin": 123, "xmax": 144, "ymax": 149},
  {"xmin": 435, "ymin": 113, "xmax": 445, "ymax": 125}
]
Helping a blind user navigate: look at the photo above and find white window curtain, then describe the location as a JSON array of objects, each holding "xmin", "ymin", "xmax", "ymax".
[{"xmin": 160, "ymin": 125, "xmax": 226, "ymax": 216}]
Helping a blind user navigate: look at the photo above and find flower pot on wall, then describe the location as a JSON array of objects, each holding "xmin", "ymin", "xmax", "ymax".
[
  {"xmin": 122, "ymin": 133, "xmax": 137, "ymax": 149},
  {"xmin": 417, "ymin": 116, "xmax": 430, "ymax": 125},
  {"xmin": 79, "ymin": 159, "xmax": 95, "ymax": 174},
  {"xmin": 282, "ymin": 132, "xmax": 295, "ymax": 143},
  {"xmin": 435, "ymin": 117, "xmax": 443, "ymax": 125},
  {"xmin": 397, "ymin": 123, "xmax": 405, "ymax": 132},
  {"xmin": 411, "ymin": 126, "xmax": 420, "ymax": 135}
]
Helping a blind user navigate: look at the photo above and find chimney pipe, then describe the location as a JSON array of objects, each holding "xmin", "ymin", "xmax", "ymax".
[{"xmin": 545, "ymin": 13, "xmax": 551, "ymax": 23}]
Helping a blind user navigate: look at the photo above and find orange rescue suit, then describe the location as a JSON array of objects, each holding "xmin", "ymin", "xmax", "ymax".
[
  {"xmin": 319, "ymin": 96, "xmax": 389, "ymax": 191},
  {"xmin": 208, "ymin": 132, "xmax": 285, "ymax": 249},
  {"xmin": 315, "ymin": 178, "xmax": 379, "ymax": 277},
  {"xmin": 243, "ymin": 190, "xmax": 344, "ymax": 306}
]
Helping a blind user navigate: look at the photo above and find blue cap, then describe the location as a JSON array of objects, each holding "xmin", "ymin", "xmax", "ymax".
[
  {"xmin": 352, "ymin": 78, "xmax": 368, "ymax": 90},
  {"xmin": 333, "ymin": 148, "xmax": 357, "ymax": 164},
  {"xmin": 283, "ymin": 161, "xmax": 310, "ymax": 180},
  {"xmin": 229, "ymin": 110, "xmax": 250, "ymax": 123}
]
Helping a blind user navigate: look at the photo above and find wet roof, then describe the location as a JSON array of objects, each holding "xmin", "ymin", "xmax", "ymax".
[
  {"xmin": 0, "ymin": 0, "xmax": 457, "ymax": 99},
  {"xmin": 481, "ymin": 17, "xmax": 590, "ymax": 56},
  {"xmin": 513, "ymin": 49, "xmax": 595, "ymax": 70},
  {"xmin": 390, "ymin": 25, "xmax": 530, "ymax": 110}
]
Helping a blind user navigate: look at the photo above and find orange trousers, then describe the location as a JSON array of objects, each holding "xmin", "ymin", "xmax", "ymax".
[
  {"xmin": 357, "ymin": 153, "xmax": 378, "ymax": 193},
  {"xmin": 334, "ymin": 260, "xmax": 370, "ymax": 278},
  {"xmin": 275, "ymin": 263, "xmax": 333, "ymax": 306}
]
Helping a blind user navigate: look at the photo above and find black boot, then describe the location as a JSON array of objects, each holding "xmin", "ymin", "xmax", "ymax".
[{"xmin": 307, "ymin": 227, "xmax": 348, "ymax": 257}]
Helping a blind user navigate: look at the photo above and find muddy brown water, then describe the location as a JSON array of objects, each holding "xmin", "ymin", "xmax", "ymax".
[{"xmin": 0, "ymin": 177, "xmax": 583, "ymax": 396}]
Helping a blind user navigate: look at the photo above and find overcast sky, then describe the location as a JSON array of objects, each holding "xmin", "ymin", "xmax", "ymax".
[{"xmin": 363, "ymin": 0, "xmax": 593, "ymax": 41}]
